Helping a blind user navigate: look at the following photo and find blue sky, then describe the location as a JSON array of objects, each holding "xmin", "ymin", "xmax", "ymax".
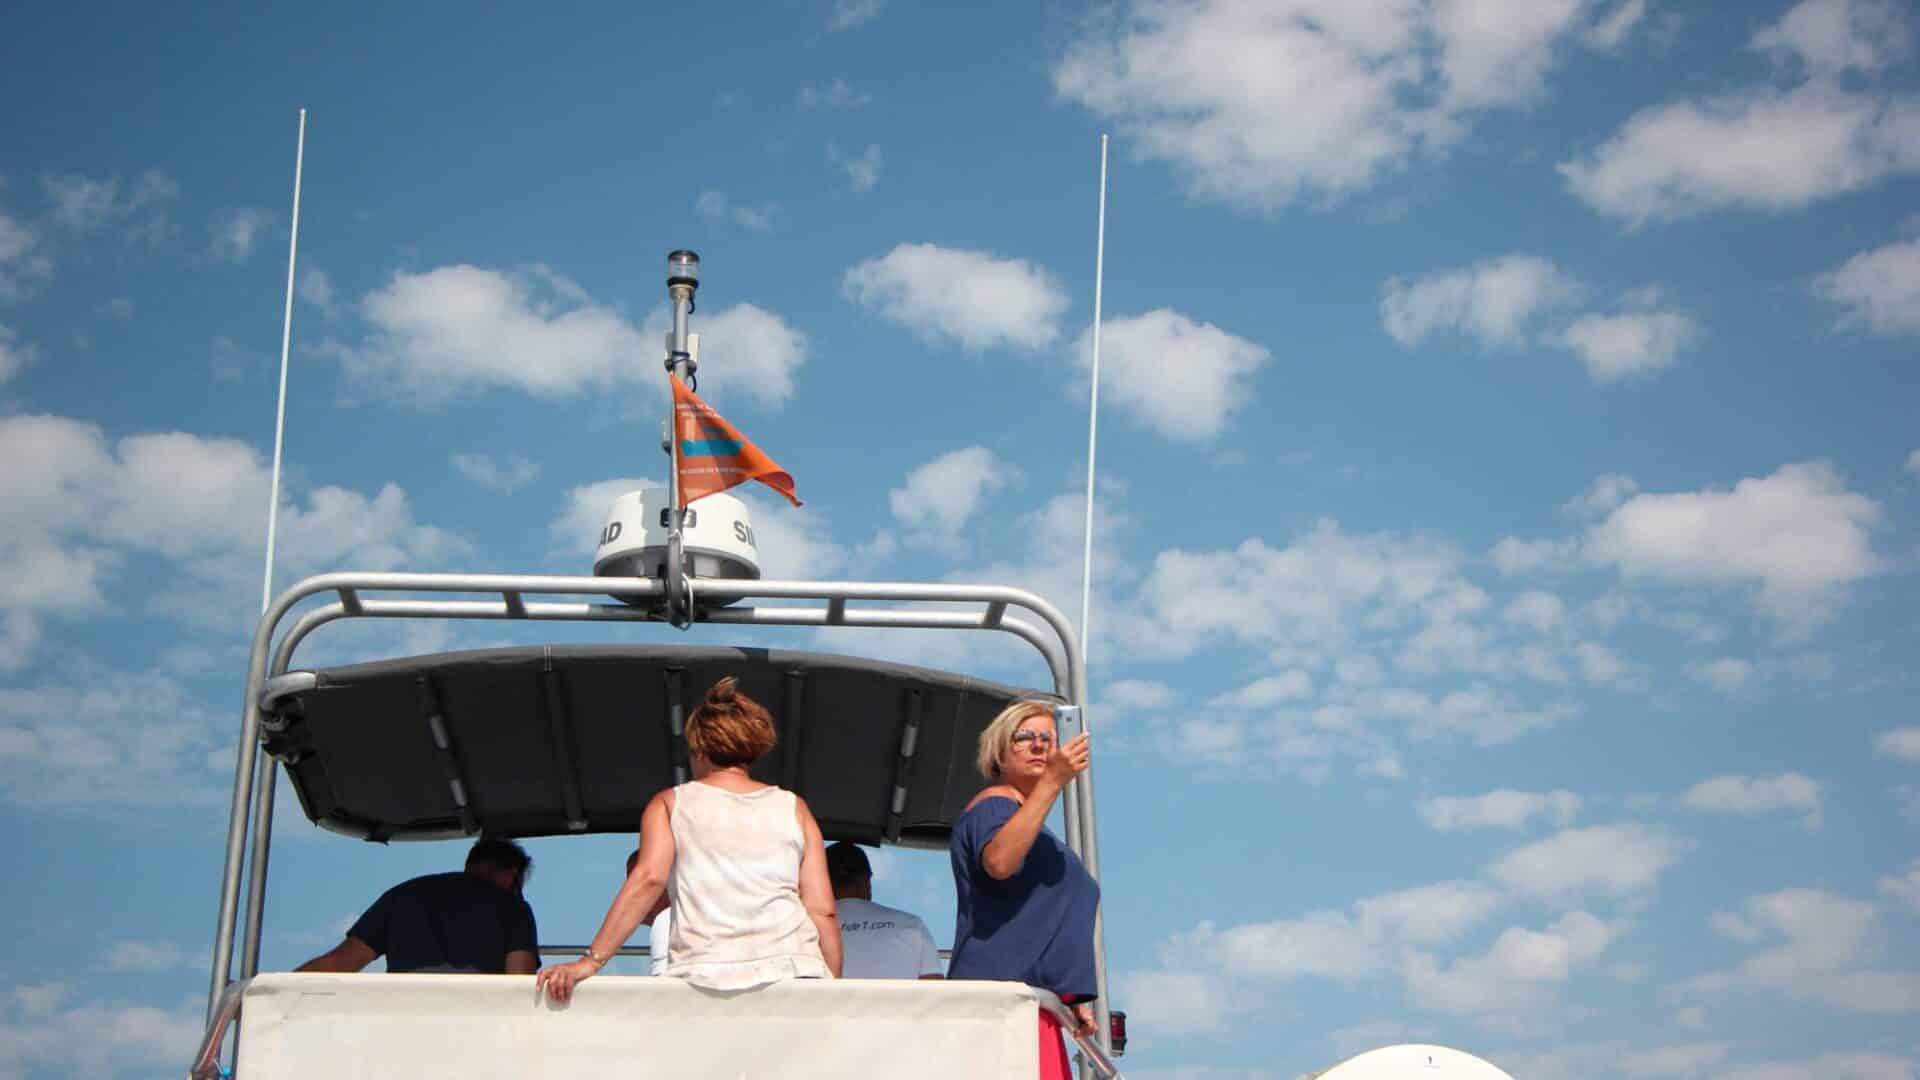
[{"xmin": 3, "ymin": 0, "xmax": 1920, "ymax": 1076}]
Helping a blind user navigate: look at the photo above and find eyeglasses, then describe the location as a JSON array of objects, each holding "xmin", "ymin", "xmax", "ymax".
[{"xmin": 1010, "ymin": 729, "xmax": 1054, "ymax": 750}]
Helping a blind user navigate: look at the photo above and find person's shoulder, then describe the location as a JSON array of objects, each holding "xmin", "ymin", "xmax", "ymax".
[
  {"xmin": 393, "ymin": 870, "xmax": 460, "ymax": 894},
  {"xmin": 871, "ymin": 900, "xmax": 928, "ymax": 929},
  {"xmin": 961, "ymin": 787, "xmax": 1020, "ymax": 816}
]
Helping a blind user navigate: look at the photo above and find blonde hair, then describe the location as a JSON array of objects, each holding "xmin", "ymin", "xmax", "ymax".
[
  {"xmin": 686, "ymin": 676, "xmax": 777, "ymax": 767},
  {"xmin": 976, "ymin": 699, "xmax": 1055, "ymax": 780}
]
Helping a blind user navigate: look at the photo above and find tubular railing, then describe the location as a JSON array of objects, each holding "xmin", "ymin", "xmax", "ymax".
[{"xmin": 187, "ymin": 977, "xmax": 249, "ymax": 1079}]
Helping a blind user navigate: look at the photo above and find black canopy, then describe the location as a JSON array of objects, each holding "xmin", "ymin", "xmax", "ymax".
[{"xmin": 260, "ymin": 644, "xmax": 1055, "ymax": 849}]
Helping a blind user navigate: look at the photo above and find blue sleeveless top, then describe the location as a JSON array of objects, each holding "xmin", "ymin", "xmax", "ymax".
[{"xmin": 947, "ymin": 795, "xmax": 1100, "ymax": 999}]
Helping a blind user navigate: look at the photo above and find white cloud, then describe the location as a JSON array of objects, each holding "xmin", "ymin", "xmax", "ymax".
[
  {"xmin": 1880, "ymin": 859, "xmax": 1920, "ymax": 911},
  {"xmin": 298, "ymin": 266, "xmax": 338, "ymax": 318},
  {"xmin": 1353, "ymin": 684, "xmax": 1573, "ymax": 746},
  {"xmin": 1052, "ymin": 0, "xmax": 1625, "ymax": 213},
  {"xmin": 553, "ymin": 477, "xmax": 659, "ymax": 557},
  {"xmin": 1488, "ymin": 536, "xmax": 1578, "ymax": 575},
  {"xmin": 1816, "ymin": 236, "xmax": 1920, "ymax": 337},
  {"xmin": 694, "ymin": 190, "xmax": 779, "ymax": 233},
  {"xmin": 0, "ymin": 413, "xmax": 465, "ymax": 668},
  {"xmin": 889, "ymin": 446, "xmax": 1016, "ymax": 540},
  {"xmin": 210, "ymin": 206, "xmax": 273, "ymax": 262},
  {"xmin": 331, "ymin": 264, "xmax": 645, "ymax": 398},
  {"xmin": 1210, "ymin": 671, "xmax": 1314, "ymax": 709},
  {"xmin": 1623, "ymin": 1043, "xmax": 1728, "ymax": 1076},
  {"xmin": 1113, "ymin": 971, "xmax": 1240, "ymax": 1034},
  {"xmin": 843, "ymin": 243, "xmax": 1067, "ymax": 351},
  {"xmin": 40, "ymin": 169, "xmax": 178, "ymax": 243},
  {"xmin": 1430, "ymin": 0, "xmax": 1591, "ymax": 111},
  {"xmin": 1909, "ymin": 449, "xmax": 1920, "ymax": 475},
  {"xmin": 1682, "ymin": 772, "xmax": 1822, "ymax": 829},
  {"xmin": 1585, "ymin": 461, "xmax": 1883, "ymax": 627},
  {"xmin": 1104, "ymin": 679, "xmax": 1177, "ymax": 710},
  {"xmin": 799, "ymin": 79, "xmax": 870, "ymax": 109},
  {"xmin": 1401, "ymin": 910, "xmax": 1620, "ymax": 1019},
  {"xmin": 1560, "ymin": 82, "xmax": 1920, "ymax": 226},
  {"xmin": 1333, "ymin": 654, "xmax": 1384, "ymax": 686},
  {"xmin": 1488, "ymin": 823, "xmax": 1683, "ymax": 901},
  {"xmin": 733, "ymin": 492, "xmax": 845, "ymax": 580},
  {"xmin": 1752, "ymin": 0, "xmax": 1916, "ymax": 78},
  {"xmin": 0, "ymin": 986, "xmax": 202, "ymax": 1079},
  {"xmin": 1417, "ymin": 789, "xmax": 1581, "ymax": 831},
  {"xmin": 1130, "ymin": 519, "xmax": 1466, "ymax": 661},
  {"xmin": 652, "ymin": 300, "xmax": 808, "ymax": 408},
  {"xmin": 0, "ymin": 206, "xmax": 53, "ymax": 301},
  {"xmin": 328, "ymin": 264, "xmax": 808, "ymax": 408},
  {"xmin": 1161, "ymin": 880, "xmax": 1504, "ymax": 986},
  {"xmin": 1719, "ymin": 1053, "xmax": 1917, "ymax": 1080},
  {"xmin": 1381, "ymin": 255, "xmax": 1582, "ymax": 349},
  {"xmin": 1550, "ymin": 309, "xmax": 1701, "ymax": 382},
  {"xmin": 1563, "ymin": 474, "xmax": 1638, "ymax": 518},
  {"xmin": 1691, "ymin": 657, "xmax": 1755, "ymax": 692},
  {"xmin": 827, "ymin": 0, "xmax": 884, "ymax": 32},
  {"xmin": 1074, "ymin": 310, "xmax": 1271, "ymax": 443},
  {"xmin": 0, "ymin": 323, "xmax": 34, "ymax": 385},
  {"xmin": 1876, "ymin": 727, "xmax": 1920, "ymax": 763},
  {"xmin": 1383, "ymin": 258, "xmax": 1699, "ymax": 380},
  {"xmin": 1696, "ymin": 889, "xmax": 1920, "ymax": 1013},
  {"xmin": 450, "ymin": 452, "xmax": 540, "ymax": 493},
  {"xmin": 0, "ymin": 672, "xmax": 228, "ymax": 808},
  {"xmin": 828, "ymin": 142, "xmax": 883, "ymax": 194},
  {"xmin": 1574, "ymin": 640, "xmax": 1633, "ymax": 685},
  {"xmin": 106, "ymin": 940, "xmax": 200, "ymax": 971},
  {"xmin": 1581, "ymin": 0, "xmax": 1648, "ymax": 51}
]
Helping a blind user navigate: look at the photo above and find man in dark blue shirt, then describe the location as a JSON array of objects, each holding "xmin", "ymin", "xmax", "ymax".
[{"xmin": 295, "ymin": 838, "xmax": 539, "ymax": 974}]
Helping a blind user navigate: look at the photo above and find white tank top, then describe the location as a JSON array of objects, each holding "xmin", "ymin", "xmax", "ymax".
[{"xmin": 664, "ymin": 781, "xmax": 830, "ymax": 989}]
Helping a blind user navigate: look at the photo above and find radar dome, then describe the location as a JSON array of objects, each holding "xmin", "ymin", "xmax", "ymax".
[{"xmin": 593, "ymin": 487, "xmax": 759, "ymax": 605}]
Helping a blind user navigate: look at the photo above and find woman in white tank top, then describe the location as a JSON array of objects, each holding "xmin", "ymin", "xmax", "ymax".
[{"xmin": 538, "ymin": 678, "xmax": 841, "ymax": 1002}]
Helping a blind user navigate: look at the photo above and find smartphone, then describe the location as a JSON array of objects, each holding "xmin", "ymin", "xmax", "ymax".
[{"xmin": 1053, "ymin": 704, "xmax": 1083, "ymax": 741}]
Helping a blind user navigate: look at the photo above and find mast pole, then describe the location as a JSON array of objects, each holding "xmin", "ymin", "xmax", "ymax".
[{"xmin": 664, "ymin": 251, "xmax": 700, "ymax": 626}]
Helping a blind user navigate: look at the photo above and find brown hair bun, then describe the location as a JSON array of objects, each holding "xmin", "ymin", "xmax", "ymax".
[{"xmin": 686, "ymin": 676, "xmax": 776, "ymax": 767}]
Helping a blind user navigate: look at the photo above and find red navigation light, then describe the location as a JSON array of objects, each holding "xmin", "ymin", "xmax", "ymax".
[{"xmin": 1109, "ymin": 1010, "xmax": 1127, "ymax": 1056}]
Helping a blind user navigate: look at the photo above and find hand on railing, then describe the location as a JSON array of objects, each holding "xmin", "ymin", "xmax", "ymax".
[{"xmin": 1036, "ymin": 991, "xmax": 1123, "ymax": 1079}]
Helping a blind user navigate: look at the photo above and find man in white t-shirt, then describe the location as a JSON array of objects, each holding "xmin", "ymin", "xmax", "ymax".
[
  {"xmin": 627, "ymin": 849, "xmax": 673, "ymax": 975},
  {"xmin": 826, "ymin": 842, "xmax": 943, "ymax": 980}
]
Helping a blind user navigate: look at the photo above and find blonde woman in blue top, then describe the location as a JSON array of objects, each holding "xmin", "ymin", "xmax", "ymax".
[{"xmin": 949, "ymin": 700, "xmax": 1098, "ymax": 1080}]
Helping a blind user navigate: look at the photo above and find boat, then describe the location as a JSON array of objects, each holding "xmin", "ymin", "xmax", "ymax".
[{"xmin": 189, "ymin": 252, "xmax": 1125, "ymax": 1079}]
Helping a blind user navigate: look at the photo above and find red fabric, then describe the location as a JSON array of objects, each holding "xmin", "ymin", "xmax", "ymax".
[
  {"xmin": 669, "ymin": 375, "xmax": 801, "ymax": 508},
  {"xmin": 1037, "ymin": 1007, "xmax": 1072, "ymax": 1080}
]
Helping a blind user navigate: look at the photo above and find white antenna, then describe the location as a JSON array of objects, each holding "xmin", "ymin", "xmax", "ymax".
[
  {"xmin": 1078, "ymin": 135, "xmax": 1109, "ymax": 673},
  {"xmin": 260, "ymin": 108, "xmax": 306, "ymax": 611}
]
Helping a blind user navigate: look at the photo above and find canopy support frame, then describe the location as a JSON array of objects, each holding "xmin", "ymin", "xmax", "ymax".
[{"xmin": 206, "ymin": 570, "xmax": 1109, "ymax": 1063}]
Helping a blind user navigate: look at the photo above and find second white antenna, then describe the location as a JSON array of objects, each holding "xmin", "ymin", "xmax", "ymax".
[
  {"xmin": 1078, "ymin": 135, "xmax": 1109, "ymax": 685},
  {"xmin": 260, "ymin": 108, "xmax": 306, "ymax": 612}
]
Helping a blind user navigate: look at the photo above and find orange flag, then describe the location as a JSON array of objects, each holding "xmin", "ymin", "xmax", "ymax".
[{"xmin": 670, "ymin": 375, "xmax": 802, "ymax": 508}]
